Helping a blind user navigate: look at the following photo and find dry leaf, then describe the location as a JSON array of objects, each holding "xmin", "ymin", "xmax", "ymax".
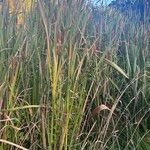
[
  {"xmin": 87, "ymin": 104, "xmax": 112, "ymax": 122},
  {"xmin": 91, "ymin": 104, "xmax": 111, "ymax": 118}
]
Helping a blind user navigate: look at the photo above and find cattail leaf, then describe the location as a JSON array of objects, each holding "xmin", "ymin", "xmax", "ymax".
[
  {"xmin": 105, "ymin": 58, "xmax": 129, "ymax": 79},
  {"xmin": 91, "ymin": 104, "xmax": 111, "ymax": 118}
]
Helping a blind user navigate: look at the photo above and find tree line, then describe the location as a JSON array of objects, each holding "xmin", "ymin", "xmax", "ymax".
[{"xmin": 109, "ymin": 0, "xmax": 150, "ymax": 22}]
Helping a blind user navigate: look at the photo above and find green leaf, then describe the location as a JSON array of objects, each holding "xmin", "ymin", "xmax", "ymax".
[{"xmin": 105, "ymin": 58, "xmax": 129, "ymax": 79}]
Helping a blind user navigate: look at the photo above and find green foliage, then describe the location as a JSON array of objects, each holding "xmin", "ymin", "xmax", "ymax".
[{"xmin": 0, "ymin": 0, "xmax": 150, "ymax": 149}]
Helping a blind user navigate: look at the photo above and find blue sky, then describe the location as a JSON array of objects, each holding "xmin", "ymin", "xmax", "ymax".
[{"xmin": 93, "ymin": 0, "xmax": 113, "ymax": 5}]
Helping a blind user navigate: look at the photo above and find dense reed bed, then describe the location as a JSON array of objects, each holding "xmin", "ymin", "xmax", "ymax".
[{"xmin": 0, "ymin": 0, "xmax": 150, "ymax": 149}]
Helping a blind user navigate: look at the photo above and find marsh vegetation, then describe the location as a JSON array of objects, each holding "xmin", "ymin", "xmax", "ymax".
[{"xmin": 0, "ymin": 0, "xmax": 150, "ymax": 149}]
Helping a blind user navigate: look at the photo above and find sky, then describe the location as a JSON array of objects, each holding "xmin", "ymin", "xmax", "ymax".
[{"xmin": 93, "ymin": 0, "xmax": 113, "ymax": 5}]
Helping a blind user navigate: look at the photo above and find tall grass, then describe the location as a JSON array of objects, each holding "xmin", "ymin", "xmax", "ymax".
[{"xmin": 0, "ymin": 0, "xmax": 150, "ymax": 149}]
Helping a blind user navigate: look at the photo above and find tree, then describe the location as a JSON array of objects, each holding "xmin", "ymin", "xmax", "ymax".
[{"xmin": 109, "ymin": 0, "xmax": 150, "ymax": 21}]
